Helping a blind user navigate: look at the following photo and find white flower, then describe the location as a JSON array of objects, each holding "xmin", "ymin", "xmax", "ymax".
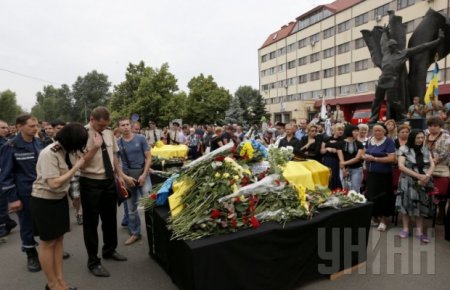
[
  {"xmin": 285, "ymin": 146, "xmax": 294, "ymax": 153},
  {"xmin": 347, "ymin": 190, "xmax": 367, "ymax": 203}
]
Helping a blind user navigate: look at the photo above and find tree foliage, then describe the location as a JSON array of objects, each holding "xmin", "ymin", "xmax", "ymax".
[
  {"xmin": 224, "ymin": 96, "xmax": 244, "ymax": 125},
  {"xmin": 185, "ymin": 74, "xmax": 232, "ymax": 125},
  {"xmin": 110, "ymin": 61, "xmax": 181, "ymax": 126},
  {"xmin": 31, "ymin": 85, "xmax": 72, "ymax": 122},
  {"xmin": 72, "ymin": 70, "xmax": 112, "ymax": 123},
  {"xmin": 0, "ymin": 90, "xmax": 23, "ymax": 124},
  {"xmin": 235, "ymin": 86, "xmax": 269, "ymax": 125}
]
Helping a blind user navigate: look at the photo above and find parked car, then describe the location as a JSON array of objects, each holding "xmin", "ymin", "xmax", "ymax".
[{"xmin": 350, "ymin": 107, "xmax": 387, "ymax": 125}]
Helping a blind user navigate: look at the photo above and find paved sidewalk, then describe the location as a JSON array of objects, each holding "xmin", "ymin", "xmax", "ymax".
[{"xmin": 0, "ymin": 208, "xmax": 449, "ymax": 290}]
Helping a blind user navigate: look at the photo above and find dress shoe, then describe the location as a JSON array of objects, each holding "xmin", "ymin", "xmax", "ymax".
[
  {"xmin": 89, "ymin": 264, "xmax": 110, "ymax": 277},
  {"xmin": 103, "ymin": 251, "xmax": 127, "ymax": 261},
  {"xmin": 27, "ymin": 254, "xmax": 41, "ymax": 272},
  {"xmin": 124, "ymin": 234, "xmax": 141, "ymax": 246},
  {"xmin": 63, "ymin": 251, "xmax": 71, "ymax": 260}
]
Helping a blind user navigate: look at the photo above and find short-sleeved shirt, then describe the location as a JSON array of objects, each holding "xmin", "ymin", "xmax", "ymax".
[
  {"xmin": 322, "ymin": 135, "xmax": 343, "ymax": 158},
  {"xmin": 365, "ymin": 137, "xmax": 396, "ymax": 173},
  {"xmin": 118, "ymin": 134, "xmax": 149, "ymax": 171},
  {"xmin": 338, "ymin": 140, "xmax": 364, "ymax": 168},
  {"xmin": 80, "ymin": 124, "xmax": 119, "ymax": 180},
  {"xmin": 32, "ymin": 142, "xmax": 72, "ymax": 200}
]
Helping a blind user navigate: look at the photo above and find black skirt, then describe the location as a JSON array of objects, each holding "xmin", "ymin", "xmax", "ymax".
[
  {"xmin": 31, "ymin": 195, "xmax": 70, "ymax": 241},
  {"xmin": 366, "ymin": 172, "xmax": 395, "ymax": 217}
]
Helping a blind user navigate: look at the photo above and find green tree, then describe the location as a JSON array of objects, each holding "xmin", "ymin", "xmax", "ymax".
[
  {"xmin": 31, "ymin": 84, "xmax": 72, "ymax": 122},
  {"xmin": 224, "ymin": 96, "xmax": 244, "ymax": 125},
  {"xmin": 72, "ymin": 70, "xmax": 112, "ymax": 123},
  {"xmin": 235, "ymin": 86, "xmax": 269, "ymax": 125},
  {"xmin": 0, "ymin": 90, "xmax": 22, "ymax": 124},
  {"xmin": 110, "ymin": 62, "xmax": 180, "ymax": 126},
  {"xmin": 185, "ymin": 74, "xmax": 232, "ymax": 124}
]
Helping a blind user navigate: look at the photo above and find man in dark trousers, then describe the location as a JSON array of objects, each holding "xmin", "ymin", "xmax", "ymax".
[
  {"xmin": 0, "ymin": 114, "xmax": 42, "ymax": 271},
  {"xmin": 80, "ymin": 107, "xmax": 127, "ymax": 277}
]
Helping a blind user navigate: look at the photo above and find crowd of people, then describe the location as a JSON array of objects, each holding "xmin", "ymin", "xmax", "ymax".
[{"xmin": 1, "ymin": 104, "xmax": 450, "ymax": 289}]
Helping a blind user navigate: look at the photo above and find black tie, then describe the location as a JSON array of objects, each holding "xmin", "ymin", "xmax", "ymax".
[
  {"xmin": 153, "ymin": 130, "xmax": 157, "ymax": 144},
  {"xmin": 99, "ymin": 132, "xmax": 114, "ymax": 179}
]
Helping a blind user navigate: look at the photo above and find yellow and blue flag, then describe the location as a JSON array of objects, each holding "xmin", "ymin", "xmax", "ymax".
[{"xmin": 424, "ymin": 62, "xmax": 439, "ymax": 105}]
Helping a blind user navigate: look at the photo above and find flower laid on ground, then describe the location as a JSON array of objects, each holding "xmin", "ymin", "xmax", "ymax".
[{"xmin": 236, "ymin": 140, "xmax": 268, "ymax": 163}]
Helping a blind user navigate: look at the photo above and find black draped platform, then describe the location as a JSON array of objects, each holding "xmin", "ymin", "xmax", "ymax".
[{"xmin": 145, "ymin": 202, "xmax": 373, "ymax": 290}]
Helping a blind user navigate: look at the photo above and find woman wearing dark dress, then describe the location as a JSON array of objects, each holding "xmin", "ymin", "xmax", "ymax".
[
  {"xmin": 31, "ymin": 123, "xmax": 89, "ymax": 290},
  {"xmin": 299, "ymin": 124, "xmax": 322, "ymax": 162},
  {"xmin": 363, "ymin": 124, "xmax": 396, "ymax": 232},
  {"xmin": 321, "ymin": 123, "xmax": 344, "ymax": 190}
]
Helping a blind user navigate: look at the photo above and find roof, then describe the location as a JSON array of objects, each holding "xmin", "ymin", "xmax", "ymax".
[
  {"xmin": 260, "ymin": 0, "xmax": 363, "ymax": 49},
  {"xmin": 260, "ymin": 21, "xmax": 296, "ymax": 49},
  {"xmin": 313, "ymin": 93, "xmax": 374, "ymax": 107}
]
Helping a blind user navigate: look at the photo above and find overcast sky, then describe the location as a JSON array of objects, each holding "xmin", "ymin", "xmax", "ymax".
[{"xmin": 0, "ymin": 0, "xmax": 330, "ymax": 112}]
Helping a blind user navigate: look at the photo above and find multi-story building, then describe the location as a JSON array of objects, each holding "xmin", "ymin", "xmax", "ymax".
[{"xmin": 258, "ymin": 0, "xmax": 450, "ymax": 124}]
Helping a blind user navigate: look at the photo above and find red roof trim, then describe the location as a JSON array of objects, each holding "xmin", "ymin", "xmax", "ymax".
[{"xmin": 313, "ymin": 93, "xmax": 374, "ymax": 107}]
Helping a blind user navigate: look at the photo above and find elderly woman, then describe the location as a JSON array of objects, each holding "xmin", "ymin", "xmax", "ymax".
[
  {"xmin": 299, "ymin": 124, "xmax": 322, "ymax": 162},
  {"xmin": 395, "ymin": 124, "xmax": 411, "ymax": 150},
  {"xmin": 424, "ymin": 116, "xmax": 450, "ymax": 238},
  {"xmin": 31, "ymin": 123, "xmax": 90, "ymax": 290},
  {"xmin": 338, "ymin": 125, "xmax": 364, "ymax": 192},
  {"xmin": 363, "ymin": 123, "xmax": 396, "ymax": 231},
  {"xmin": 396, "ymin": 130, "xmax": 435, "ymax": 243},
  {"xmin": 321, "ymin": 123, "xmax": 345, "ymax": 190},
  {"xmin": 357, "ymin": 123, "xmax": 369, "ymax": 147}
]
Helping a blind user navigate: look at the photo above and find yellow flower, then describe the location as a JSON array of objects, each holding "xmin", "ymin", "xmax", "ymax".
[
  {"xmin": 240, "ymin": 141, "xmax": 254, "ymax": 159},
  {"xmin": 295, "ymin": 184, "xmax": 307, "ymax": 209},
  {"xmin": 155, "ymin": 140, "xmax": 164, "ymax": 148},
  {"xmin": 233, "ymin": 175, "xmax": 239, "ymax": 180},
  {"xmin": 223, "ymin": 173, "xmax": 230, "ymax": 178},
  {"xmin": 215, "ymin": 172, "xmax": 221, "ymax": 178},
  {"xmin": 239, "ymin": 195, "xmax": 246, "ymax": 202},
  {"xmin": 232, "ymin": 184, "xmax": 239, "ymax": 192}
]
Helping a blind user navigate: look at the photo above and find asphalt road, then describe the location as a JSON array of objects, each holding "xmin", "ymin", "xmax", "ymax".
[{"xmin": 1, "ymin": 207, "xmax": 449, "ymax": 290}]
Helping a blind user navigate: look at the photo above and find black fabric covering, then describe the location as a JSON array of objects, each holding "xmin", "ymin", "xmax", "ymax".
[{"xmin": 145, "ymin": 203, "xmax": 373, "ymax": 290}]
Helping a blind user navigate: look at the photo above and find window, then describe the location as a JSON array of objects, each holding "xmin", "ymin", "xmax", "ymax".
[
  {"xmin": 339, "ymin": 85, "xmax": 351, "ymax": 96},
  {"xmin": 323, "ymin": 47, "xmax": 335, "ymax": 58},
  {"xmin": 310, "ymin": 33, "xmax": 320, "ymax": 44},
  {"xmin": 261, "ymin": 84, "xmax": 269, "ymax": 91},
  {"xmin": 312, "ymin": 90, "xmax": 322, "ymax": 99},
  {"xmin": 323, "ymin": 68, "xmax": 335, "ymax": 78},
  {"xmin": 277, "ymin": 64, "xmax": 285, "ymax": 72},
  {"xmin": 354, "ymin": 38, "xmax": 366, "ymax": 49},
  {"xmin": 324, "ymin": 88, "xmax": 335, "ymax": 97},
  {"xmin": 337, "ymin": 42, "xmax": 350, "ymax": 54},
  {"xmin": 287, "ymin": 77, "xmax": 296, "ymax": 86},
  {"xmin": 405, "ymin": 20, "xmax": 415, "ymax": 33},
  {"xmin": 375, "ymin": 4, "xmax": 389, "ymax": 17},
  {"xmin": 279, "ymin": 80, "xmax": 287, "ymax": 88},
  {"xmin": 310, "ymin": 71, "xmax": 320, "ymax": 81},
  {"xmin": 298, "ymin": 38, "xmax": 308, "ymax": 48},
  {"xmin": 287, "ymin": 60, "xmax": 296, "ymax": 70},
  {"xmin": 323, "ymin": 27, "xmax": 335, "ymax": 39},
  {"xmin": 397, "ymin": 0, "xmax": 415, "ymax": 10},
  {"xmin": 260, "ymin": 70, "xmax": 266, "ymax": 77},
  {"xmin": 277, "ymin": 47, "xmax": 286, "ymax": 56},
  {"xmin": 300, "ymin": 92, "xmax": 312, "ymax": 100},
  {"xmin": 298, "ymin": 56, "xmax": 308, "ymax": 66},
  {"xmin": 337, "ymin": 20, "xmax": 350, "ymax": 33},
  {"xmin": 355, "ymin": 59, "xmax": 369, "ymax": 71},
  {"xmin": 310, "ymin": 52, "xmax": 320, "ymax": 63},
  {"xmin": 270, "ymin": 82, "xmax": 275, "ymax": 89},
  {"xmin": 269, "ymin": 51, "xmax": 276, "ymax": 59},
  {"xmin": 356, "ymin": 83, "xmax": 369, "ymax": 93},
  {"xmin": 338, "ymin": 64, "xmax": 350, "ymax": 75},
  {"xmin": 287, "ymin": 42, "xmax": 297, "ymax": 53},
  {"xmin": 355, "ymin": 13, "xmax": 368, "ymax": 26},
  {"xmin": 269, "ymin": 67, "xmax": 276, "ymax": 75},
  {"xmin": 298, "ymin": 74, "xmax": 308, "ymax": 84},
  {"xmin": 261, "ymin": 54, "xmax": 268, "ymax": 63}
]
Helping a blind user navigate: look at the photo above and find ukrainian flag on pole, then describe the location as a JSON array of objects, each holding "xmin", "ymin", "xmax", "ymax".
[{"xmin": 424, "ymin": 62, "xmax": 439, "ymax": 105}]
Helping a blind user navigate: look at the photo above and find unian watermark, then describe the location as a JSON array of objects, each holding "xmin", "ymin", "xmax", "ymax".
[{"xmin": 317, "ymin": 227, "xmax": 435, "ymax": 275}]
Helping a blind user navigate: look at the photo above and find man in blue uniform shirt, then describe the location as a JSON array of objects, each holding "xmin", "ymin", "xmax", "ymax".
[{"xmin": 0, "ymin": 114, "xmax": 42, "ymax": 271}]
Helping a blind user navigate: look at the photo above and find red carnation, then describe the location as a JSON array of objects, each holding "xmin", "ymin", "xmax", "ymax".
[
  {"xmin": 231, "ymin": 218, "xmax": 237, "ymax": 228},
  {"xmin": 214, "ymin": 156, "xmax": 225, "ymax": 162},
  {"xmin": 251, "ymin": 216, "xmax": 260, "ymax": 228},
  {"xmin": 285, "ymin": 179, "xmax": 289, "ymax": 185},
  {"xmin": 234, "ymin": 197, "xmax": 241, "ymax": 203},
  {"xmin": 258, "ymin": 172, "xmax": 266, "ymax": 180},
  {"xmin": 274, "ymin": 179, "xmax": 281, "ymax": 186},
  {"xmin": 210, "ymin": 209, "xmax": 221, "ymax": 219},
  {"xmin": 243, "ymin": 215, "xmax": 248, "ymax": 225},
  {"xmin": 150, "ymin": 193, "xmax": 157, "ymax": 200},
  {"xmin": 240, "ymin": 176, "xmax": 250, "ymax": 186}
]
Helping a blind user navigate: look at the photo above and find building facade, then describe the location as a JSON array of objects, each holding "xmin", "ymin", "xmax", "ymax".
[{"xmin": 258, "ymin": 0, "xmax": 450, "ymax": 124}]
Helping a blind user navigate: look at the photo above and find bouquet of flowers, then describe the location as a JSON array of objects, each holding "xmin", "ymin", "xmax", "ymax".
[{"xmin": 236, "ymin": 140, "xmax": 268, "ymax": 163}]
